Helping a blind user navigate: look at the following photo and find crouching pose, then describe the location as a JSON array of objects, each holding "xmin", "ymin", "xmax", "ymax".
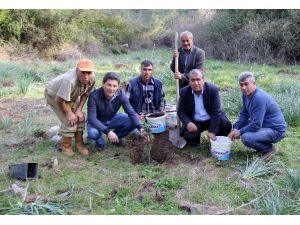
[
  {"xmin": 178, "ymin": 69, "xmax": 232, "ymax": 146},
  {"xmin": 87, "ymin": 72, "xmax": 144, "ymax": 151},
  {"xmin": 228, "ymin": 72, "xmax": 287, "ymax": 161},
  {"xmin": 45, "ymin": 59, "xmax": 96, "ymax": 156}
]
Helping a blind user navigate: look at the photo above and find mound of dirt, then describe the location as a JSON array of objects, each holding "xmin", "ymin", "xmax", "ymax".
[{"xmin": 128, "ymin": 131, "xmax": 194, "ymax": 165}]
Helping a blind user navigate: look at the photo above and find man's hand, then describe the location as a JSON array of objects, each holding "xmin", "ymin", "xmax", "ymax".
[
  {"xmin": 75, "ymin": 110, "xmax": 85, "ymax": 122},
  {"xmin": 207, "ymin": 132, "xmax": 216, "ymax": 141},
  {"xmin": 66, "ymin": 111, "xmax": 77, "ymax": 126},
  {"xmin": 107, "ymin": 131, "xmax": 119, "ymax": 143},
  {"xmin": 140, "ymin": 128, "xmax": 150, "ymax": 142},
  {"xmin": 187, "ymin": 122, "xmax": 198, "ymax": 132},
  {"xmin": 138, "ymin": 114, "xmax": 145, "ymax": 121},
  {"xmin": 173, "ymin": 50, "xmax": 179, "ymax": 59},
  {"xmin": 228, "ymin": 130, "xmax": 241, "ymax": 140},
  {"xmin": 174, "ymin": 72, "xmax": 182, "ymax": 80}
]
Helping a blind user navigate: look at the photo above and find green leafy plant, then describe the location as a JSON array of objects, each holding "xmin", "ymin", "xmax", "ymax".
[
  {"xmin": 272, "ymin": 83, "xmax": 300, "ymax": 127},
  {"xmin": 286, "ymin": 169, "xmax": 300, "ymax": 196},
  {"xmin": 0, "ymin": 115, "xmax": 13, "ymax": 130},
  {"xmin": 17, "ymin": 111, "xmax": 37, "ymax": 136},
  {"xmin": 242, "ymin": 157, "xmax": 274, "ymax": 180},
  {"xmin": 2, "ymin": 184, "xmax": 75, "ymax": 215},
  {"xmin": 156, "ymin": 177, "xmax": 184, "ymax": 190},
  {"xmin": 260, "ymin": 187, "xmax": 284, "ymax": 215},
  {"xmin": 222, "ymin": 87, "xmax": 243, "ymax": 117},
  {"xmin": 142, "ymin": 122, "xmax": 154, "ymax": 164},
  {"xmin": 17, "ymin": 77, "xmax": 32, "ymax": 95},
  {"xmin": 7, "ymin": 199, "xmax": 71, "ymax": 215}
]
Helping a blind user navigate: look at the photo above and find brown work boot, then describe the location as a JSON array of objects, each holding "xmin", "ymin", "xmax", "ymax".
[
  {"xmin": 263, "ymin": 145, "xmax": 279, "ymax": 162},
  {"xmin": 75, "ymin": 131, "xmax": 89, "ymax": 156},
  {"xmin": 61, "ymin": 136, "xmax": 74, "ymax": 156}
]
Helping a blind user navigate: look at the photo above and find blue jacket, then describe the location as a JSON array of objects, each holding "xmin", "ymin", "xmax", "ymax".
[
  {"xmin": 87, "ymin": 87, "xmax": 142, "ymax": 134},
  {"xmin": 233, "ymin": 87, "xmax": 287, "ymax": 134},
  {"xmin": 178, "ymin": 83, "xmax": 226, "ymax": 134},
  {"xmin": 126, "ymin": 76, "xmax": 164, "ymax": 114}
]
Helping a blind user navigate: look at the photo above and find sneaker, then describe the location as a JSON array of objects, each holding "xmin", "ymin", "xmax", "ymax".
[
  {"xmin": 263, "ymin": 145, "xmax": 279, "ymax": 161},
  {"xmin": 114, "ymin": 139, "xmax": 126, "ymax": 147}
]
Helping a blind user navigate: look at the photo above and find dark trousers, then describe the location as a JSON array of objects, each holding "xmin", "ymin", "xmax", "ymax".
[{"xmin": 182, "ymin": 116, "xmax": 232, "ymax": 144}]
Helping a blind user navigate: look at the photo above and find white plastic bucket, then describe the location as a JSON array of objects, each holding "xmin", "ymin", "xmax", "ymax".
[
  {"xmin": 210, "ymin": 136, "xmax": 232, "ymax": 160},
  {"xmin": 165, "ymin": 104, "xmax": 177, "ymax": 128},
  {"xmin": 166, "ymin": 112, "xmax": 177, "ymax": 128},
  {"xmin": 146, "ymin": 113, "xmax": 167, "ymax": 134}
]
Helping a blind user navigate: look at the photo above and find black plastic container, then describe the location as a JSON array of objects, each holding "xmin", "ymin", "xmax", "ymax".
[{"xmin": 9, "ymin": 163, "xmax": 38, "ymax": 180}]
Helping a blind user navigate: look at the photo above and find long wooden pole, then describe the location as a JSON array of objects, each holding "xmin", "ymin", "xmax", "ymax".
[{"xmin": 175, "ymin": 32, "xmax": 180, "ymax": 133}]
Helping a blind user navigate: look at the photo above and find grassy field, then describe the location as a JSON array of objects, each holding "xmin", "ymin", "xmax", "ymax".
[{"xmin": 0, "ymin": 48, "xmax": 300, "ymax": 215}]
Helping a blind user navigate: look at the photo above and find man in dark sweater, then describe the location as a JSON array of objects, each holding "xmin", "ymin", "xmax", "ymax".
[
  {"xmin": 178, "ymin": 69, "xmax": 232, "ymax": 146},
  {"xmin": 170, "ymin": 31, "xmax": 205, "ymax": 89},
  {"xmin": 87, "ymin": 72, "xmax": 143, "ymax": 150},
  {"xmin": 228, "ymin": 72, "xmax": 287, "ymax": 161},
  {"xmin": 125, "ymin": 60, "xmax": 166, "ymax": 137},
  {"xmin": 125, "ymin": 60, "xmax": 166, "ymax": 117}
]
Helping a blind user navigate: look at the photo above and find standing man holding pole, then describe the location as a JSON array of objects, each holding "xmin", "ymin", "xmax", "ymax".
[{"xmin": 170, "ymin": 31, "xmax": 205, "ymax": 89}]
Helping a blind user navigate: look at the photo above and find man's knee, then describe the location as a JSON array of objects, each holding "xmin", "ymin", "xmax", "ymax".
[
  {"xmin": 183, "ymin": 129, "xmax": 200, "ymax": 142},
  {"xmin": 241, "ymin": 132, "xmax": 253, "ymax": 147},
  {"xmin": 219, "ymin": 117, "xmax": 232, "ymax": 136},
  {"xmin": 87, "ymin": 127, "xmax": 100, "ymax": 139},
  {"xmin": 119, "ymin": 114, "xmax": 134, "ymax": 128}
]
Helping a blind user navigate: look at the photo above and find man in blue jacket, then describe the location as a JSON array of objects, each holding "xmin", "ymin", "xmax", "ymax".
[
  {"xmin": 126, "ymin": 60, "xmax": 166, "ymax": 117},
  {"xmin": 87, "ymin": 72, "xmax": 144, "ymax": 150},
  {"xmin": 178, "ymin": 69, "xmax": 232, "ymax": 146},
  {"xmin": 228, "ymin": 72, "xmax": 287, "ymax": 161},
  {"xmin": 170, "ymin": 31, "xmax": 205, "ymax": 89}
]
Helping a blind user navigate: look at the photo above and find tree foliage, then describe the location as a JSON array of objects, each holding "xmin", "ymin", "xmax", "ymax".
[{"xmin": 0, "ymin": 9, "xmax": 299, "ymax": 64}]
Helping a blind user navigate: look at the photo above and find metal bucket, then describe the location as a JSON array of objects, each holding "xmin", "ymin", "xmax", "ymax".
[{"xmin": 9, "ymin": 163, "xmax": 39, "ymax": 180}]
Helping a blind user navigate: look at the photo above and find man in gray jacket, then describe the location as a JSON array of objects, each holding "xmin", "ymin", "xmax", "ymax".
[{"xmin": 170, "ymin": 31, "xmax": 205, "ymax": 88}]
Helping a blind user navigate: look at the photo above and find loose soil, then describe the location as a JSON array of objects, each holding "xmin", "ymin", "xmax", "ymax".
[
  {"xmin": 146, "ymin": 112, "xmax": 165, "ymax": 118},
  {"xmin": 128, "ymin": 131, "xmax": 201, "ymax": 165}
]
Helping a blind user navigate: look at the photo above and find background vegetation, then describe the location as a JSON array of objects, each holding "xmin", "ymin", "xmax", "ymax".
[{"xmin": 0, "ymin": 9, "xmax": 299, "ymax": 64}]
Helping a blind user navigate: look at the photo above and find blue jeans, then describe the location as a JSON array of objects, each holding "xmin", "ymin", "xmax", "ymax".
[
  {"xmin": 87, "ymin": 113, "xmax": 136, "ymax": 147},
  {"xmin": 241, "ymin": 128, "xmax": 285, "ymax": 153}
]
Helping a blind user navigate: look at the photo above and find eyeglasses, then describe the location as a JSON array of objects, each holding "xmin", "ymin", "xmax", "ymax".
[{"xmin": 142, "ymin": 68, "xmax": 152, "ymax": 71}]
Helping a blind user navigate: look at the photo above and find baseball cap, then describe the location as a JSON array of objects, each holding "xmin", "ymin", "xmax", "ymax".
[{"xmin": 76, "ymin": 59, "xmax": 95, "ymax": 72}]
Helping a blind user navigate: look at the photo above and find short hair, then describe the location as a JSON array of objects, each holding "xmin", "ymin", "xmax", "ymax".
[
  {"xmin": 189, "ymin": 69, "xmax": 204, "ymax": 79},
  {"xmin": 141, "ymin": 60, "xmax": 153, "ymax": 68},
  {"xmin": 238, "ymin": 71, "xmax": 256, "ymax": 83},
  {"xmin": 180, "ymin": 31, "xmax": 193, "ymax": 40},
  {"xmin": 102, "ymin": 72, "xmax": 120, "ymax": 84}
]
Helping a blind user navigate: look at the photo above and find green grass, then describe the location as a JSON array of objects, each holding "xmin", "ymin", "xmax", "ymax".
[{"xmin": 0, "ymin": 48, "xmax": 300, "ymax": 214}]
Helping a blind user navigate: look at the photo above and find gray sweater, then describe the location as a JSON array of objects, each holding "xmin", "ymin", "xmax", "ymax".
[{"xmin": 233, "ymin": 87, "xmax": 287, "ymax": 134}]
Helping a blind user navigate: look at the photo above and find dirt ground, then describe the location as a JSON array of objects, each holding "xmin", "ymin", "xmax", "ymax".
[
  {"xmin": 128, "ymin": 131, "xmax": 199, "ymax": 165},
  {"xmin": 0, "ymin": 98, "xmax": 51, "ymax": 122},
  {"xmin": 1, "ymin": 97, "xmax": 203, "ymax": 167}
]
